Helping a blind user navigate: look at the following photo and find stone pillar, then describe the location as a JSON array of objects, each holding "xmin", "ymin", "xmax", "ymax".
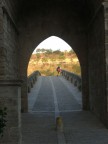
[
  {"xmin": 0, "ymin": 4, "xmax": 5, "ymax": 80},
  {"xmin": 81, "ymin": 65, "xmax": 90, "ymax": 110},
  {"xmin": 0, "ymin": 5, "xmax": 22, "ymax": 143},
  {"xmin": 0, "ymin": 80, "xmax": 22, "ymax": 144},
  {"xmin": 21, "ymin": 75, "xmax": 28, "ymax": 113},
  {"xmin": 103, "ymin": 1, "xmax": 108, "ymax": 127}
]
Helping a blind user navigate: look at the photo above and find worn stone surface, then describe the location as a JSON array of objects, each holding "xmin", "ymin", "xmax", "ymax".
[
  {"xmin": 104, "ymin": 1, "xmax": 108, "ymax": 126},
  {"xmin": 88, "ymin": 5, "xmax": 107, "ymax": 125},
  {"xmin": 22, "ymin": 76, "xmax": 108, "ymax": 144},
  {"xmin": 0, "ymin": 84, "xmax": 21, "ymax": 144}
]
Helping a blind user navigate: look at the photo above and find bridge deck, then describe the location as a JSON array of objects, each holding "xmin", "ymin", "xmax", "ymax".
[{"xmin": 22, "ymin": 76, "xmax": 108, "ymax": 144}]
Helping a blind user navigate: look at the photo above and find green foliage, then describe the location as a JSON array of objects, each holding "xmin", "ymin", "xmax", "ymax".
[
  {"xmin": 41, "ymin": 69, "xmax": 54, "ymax": 76},
  {"xmin": 72, "ymin": 65, "xmax": 81, "ymax": 75},
  {"xmin": 36, "ymin": 48, "xmax": 53, "ymax": 54},
  {"xmin": 53, "ymin": 50, "xmax": 61, "ymax": 54},
  {"xmin": 45, "ymin": 49, "xmax": 53, "ymax": 54},
  {"xmin": 28, "ymin": 50, "xmax": 81, "ymax": 76},
  {"xmin": 69, "ymin": 49, "xmax": 74, "ymax": 53},
  {"xmin": 0, "ymin": 107, "xmax": 7, "ymax": 137},
  {"xmin": 59, "ymin": 55, "xmax": 65, "ymax": 60},
  {"xmin": 42, "ymin": 57, "xmax": 48, "ymax": 63},
  {"xmin": 36, "ymin": 53, "xmax": 41, "ymax": 59}
]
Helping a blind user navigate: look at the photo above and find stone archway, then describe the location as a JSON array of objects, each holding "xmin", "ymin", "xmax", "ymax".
[
  {"xmin": 18, "ymin": 0, "xmax": 107, "ymax": 123},
  {"xmin": 0, "ymin": 0, "xmax": 108, "ymax": 143},
  {"xmin": 18, "ymin": 0, "xmax": 89, "ymax": 113}
]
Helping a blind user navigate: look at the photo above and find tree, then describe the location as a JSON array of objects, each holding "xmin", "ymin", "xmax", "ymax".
[
  {"xmin": 53, "ymin": 49, "xmax": 61, "ymax": 54},
  {"xmin": 36, "ymin": 48, "xmax": 41, "ymax": 53},
  {"xmin": 45, "ymin": 49, "xmax": 53, "ymax": 54}
]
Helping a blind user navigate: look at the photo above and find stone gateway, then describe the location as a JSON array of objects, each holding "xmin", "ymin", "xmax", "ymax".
[{"xmin": 0, "ymin": 0, "xmax": 108, "ymax": 143}]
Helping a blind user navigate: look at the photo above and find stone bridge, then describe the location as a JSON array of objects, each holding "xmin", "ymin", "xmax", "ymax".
[
  {"xmin": 27, "ymin": 71, "xmax": 41, "ymax": 93},
  {"xmin": 23, "ymin": 75, "xmax": 108, "ymax": 144},
  {"xmin": 0, "ymin": 0, "xmax": 108, "ymax": 143}
]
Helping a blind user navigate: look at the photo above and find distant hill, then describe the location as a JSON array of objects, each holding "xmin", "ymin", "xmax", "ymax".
[{"xmin": 27, "ymin": 50, "xmax": 81, "ymax": 76}]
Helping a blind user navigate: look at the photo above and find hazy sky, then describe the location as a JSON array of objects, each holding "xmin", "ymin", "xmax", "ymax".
[{"xmin": 33, "ymin": 36, "xmax": 72, "ymax": 53}]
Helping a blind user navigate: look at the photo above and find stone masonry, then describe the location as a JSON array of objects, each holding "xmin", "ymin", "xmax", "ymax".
[
  {"xmin": 0, "ymin": 0, "xmax": 108, "ymax": 144},
  {"xmin": 0, "ymin": 0, "xmax": 21, "ymax": 144},
  {"xmin": 103, "ymin": 0, "xmax": 108, "ymax": 127}
]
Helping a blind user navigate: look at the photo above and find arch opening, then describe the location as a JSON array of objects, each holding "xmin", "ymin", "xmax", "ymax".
[
  {"xmin": 27, "ymin": 35, "xmax": 82, "ymax": 115},
  {"xmin": 18, "ymin": 0, "xmax": 107, "ymax": 128},
  {"xmin": 27, "ymin": 36, "xmax": 81, "ymax": 77}
]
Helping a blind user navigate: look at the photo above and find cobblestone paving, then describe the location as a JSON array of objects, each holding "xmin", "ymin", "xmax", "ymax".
[{"xmin": 22, "ymin": 76, "xmax": 108, "ymax": 144}]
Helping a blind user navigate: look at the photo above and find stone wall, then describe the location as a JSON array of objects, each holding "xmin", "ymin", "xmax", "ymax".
[
  {"xmin": 0, "ymin": 4, "xmax": 4, "ymax": 79},
  {"xmin": 3, "ymin": 0, "xmax": 19, "ymax": 22},
  {"xmin": 0, "ymin": 1, "xmax": 22, "ymax": 144},
  {"xmin": 28, "ymin": 71, "xmax": 41, "ymax": 93},
  {"xmin": 0, "ymin": 82, "xmax": 21, "ymax": 144},
  {"xmin": 3, "ymin": 8, "xmax": 19, "ymax": 79},
  {"xmin": 61, "ymin": 70, "xmax": 82, "ymax": 91},
  {"xmin": 0, "ymin": 0, "xmax": 20, "ymax": 80},
  {"xmin": 103, "ymin": 1, "xmax": 108, "ymax": 127},
  {"xmin": 87, "ymin": 5, "xmax": 107, "ymax": 125}
]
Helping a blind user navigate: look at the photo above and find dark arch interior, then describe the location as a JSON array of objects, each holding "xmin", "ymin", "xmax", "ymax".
[{"xmin": 16, "ymin": 0, "xmax": 107, "ymax": 126}]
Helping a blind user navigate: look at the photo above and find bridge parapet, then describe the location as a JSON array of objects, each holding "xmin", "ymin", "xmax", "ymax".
[
  {"xmin": 61, "ymin": 70, "xmax": 82, "ymax": 91},
  {"xmin": 27, "ymin": 71, "xmax": 41, "ymax": 92}
]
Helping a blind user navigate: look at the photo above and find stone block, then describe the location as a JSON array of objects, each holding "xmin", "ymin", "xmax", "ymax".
[{"xmin": 0, "ymin": 82, "xmax": 22, "ymax": 144}]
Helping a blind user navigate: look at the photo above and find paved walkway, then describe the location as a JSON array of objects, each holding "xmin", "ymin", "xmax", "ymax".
[{"xmin": 22, "ymin": 76, "xmax": 108, "ymax": 144}]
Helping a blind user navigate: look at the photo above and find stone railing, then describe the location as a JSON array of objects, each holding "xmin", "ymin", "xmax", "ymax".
[
  {"xmin": 61, "ymin": 70, "xmax": 82, "ymax": 91},
  {"xmin": 27, "ymin": 71, "xmax": 41, "ymax": 93}
]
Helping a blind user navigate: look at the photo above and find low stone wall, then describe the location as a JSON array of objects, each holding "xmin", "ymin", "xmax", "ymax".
[
  {"xmin": 27, "ymin": 71, "xmax": 41, "ymax": 93},
  {"xmin": 61, "ymin": 70, "xmax": 82, "ymax": 91}
]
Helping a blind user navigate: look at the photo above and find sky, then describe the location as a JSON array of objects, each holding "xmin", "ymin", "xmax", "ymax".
[{"xmin": 33, "ymin": 36, "xmax": 72, "ymax": 53}]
